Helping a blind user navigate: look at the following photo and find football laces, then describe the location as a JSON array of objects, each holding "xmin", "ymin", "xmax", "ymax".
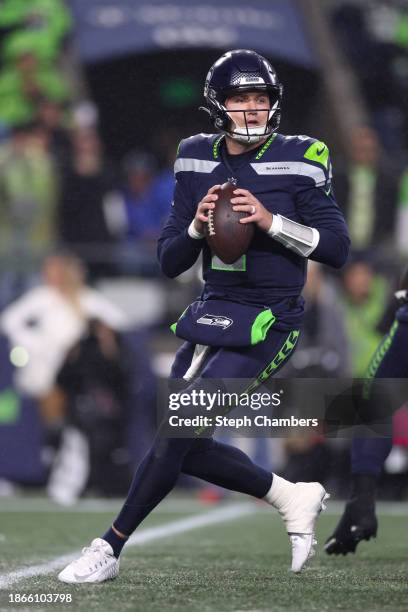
[{"xmin": 207, "ymin": 208, "xmax": 216, "ymax": 236}]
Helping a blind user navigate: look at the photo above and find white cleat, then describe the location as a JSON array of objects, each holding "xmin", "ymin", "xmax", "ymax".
[
  {"xmin": 265, "ymin": 477, "xmax": 330, "ymax": 573},
  {"xmin": 58, "ymin": 538, "xmax": 119, "ymax": 584},
  {"xmin": 278, "ymin": 482, "xmax": 329, "ymax": 535},
  {"xmin": 282, "ymin": 483, "xmax": 329, "ymax": 573},
  {"xmin": 290, "ymin": 534, "xmax": 318, "ymax": 573}
]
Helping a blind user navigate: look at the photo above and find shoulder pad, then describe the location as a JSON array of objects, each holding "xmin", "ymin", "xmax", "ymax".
[
  {"xmin": 174, "ymin": 133, "xmax": 221, "ymax": 175},
  {"xmin": 177, "ymin": 133, "xmax": 218, "ymax": 159},
  {"xmin": 303, "ymin": 139, "xmax": 329, "ymax": 170},
  {"xmin": 272, "ymin": 135, "xmax": 332, "ymax": 190},
  {"xmin": 275, "ymin": 134, "xmax": 327, "ymax": 162},
  {"xmin": 281, "ymin": 135, "xmax": 330, "ymax": 169}
]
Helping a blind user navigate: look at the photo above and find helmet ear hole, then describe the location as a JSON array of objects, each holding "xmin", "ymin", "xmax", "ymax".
[{"xmin": 203, "ymin": 49, "xmax": 282, "ymax": 140}]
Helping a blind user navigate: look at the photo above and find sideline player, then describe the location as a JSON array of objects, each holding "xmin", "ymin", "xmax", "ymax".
[
  {"xmin": 325, "ymin": 268, "xmax": 408, "ymax": 555},
  {"xmin": 58, "ymin": 49, "xmax": 350, "ymax": 583}
]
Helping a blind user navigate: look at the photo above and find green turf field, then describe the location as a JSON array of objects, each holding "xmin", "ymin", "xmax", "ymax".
[{"xmin": 0, "ymin": 496, "xmax": 407, "ymax": 611}]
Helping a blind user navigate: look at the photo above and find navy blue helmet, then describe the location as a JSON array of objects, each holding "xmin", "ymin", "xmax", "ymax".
[{"xmin": 203, "ymin": 49, "xmax": 283, "ymax": 143}]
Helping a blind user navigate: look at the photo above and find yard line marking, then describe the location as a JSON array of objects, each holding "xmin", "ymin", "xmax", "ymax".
[
  {"xmin": 0, "ymin": 503, "xmax": 255, "ymax": 589},
  {"xmin": 1, "ymin": 498, "xmax": 407, "ymax": 516}
]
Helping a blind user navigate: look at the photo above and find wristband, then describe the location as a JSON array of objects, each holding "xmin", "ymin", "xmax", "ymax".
[
  {"xmin": 267, "ymin": 214, "xmax": 320, "ymax": 257},
  {"xmin": 188, "ymin": 220, "xmax": 205, "ymax": 239}
]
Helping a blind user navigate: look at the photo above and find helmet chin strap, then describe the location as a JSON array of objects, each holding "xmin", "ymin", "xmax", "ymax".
[
  {"xmin": 225, "ymin": 102, "xmax": 278, "ymax": 144},
  {"xmin": 230, "ymin": 125, "xmax": 268, "ymax": 143}
]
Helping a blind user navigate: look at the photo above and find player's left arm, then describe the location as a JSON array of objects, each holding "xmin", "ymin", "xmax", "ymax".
[
  {"xmin": 292, "ymin": 143, "xmax": 350, "ymax": 269},
  {"xmin": 232, "ymin": 142, "xmax": 349, "ymax": 268}
]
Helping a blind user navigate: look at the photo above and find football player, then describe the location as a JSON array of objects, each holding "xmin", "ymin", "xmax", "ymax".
[
  {"xmin": 58, "ymin": 49, "xmax": 350, "ymax": 583},
  {"xmin": 325, "ymin": 267, "xmax": 408, "ymax": 555}
]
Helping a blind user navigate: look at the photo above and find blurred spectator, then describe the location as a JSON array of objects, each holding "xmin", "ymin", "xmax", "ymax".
[
  {"xmin": 150, "ymin": 130, "xmax": 178, "ymax": 225},
  {"xmin": 113, "ymin": 134, "xmax": 178, "ymax": 276},
  {"xmin": 341, "ymin": 256, "xmax": 388, "ymax": 376},
  {"xmin": 334, "ymin": 126, "xmax": 400, "ymax": 251},
  {"xmin": 0, "ymin": 253, "xmax": 129, "ymax": 501},
  {"xmin": 50, "ymin": 319, "xmax": 133, "ymax": 503},
  {"xmin": 380, "ymin": 406, "xmax": 408, "ymax": 500},
  {"xmin": 281, "ymin": 262, "xmax": 350, "ymax": 377},
  {"xmin": 115, "ymin": 150, "xmax": 168, "ymax": 276},
  {"xmin": 0, "ymin": 50, "xmax": 70, "ymax": 129},
  {"xmin": 0, "ymin": 0, "xmax": 71, "ymax": 65},
  {"xmin": 57, "ymin": 127, "xmax": 121, "ymax": 280},
  {"xmin": 37, "ymin": 97, "xmax": 71, "ymax": 166},
  {"xmin": 0, "ymin": 253, "xmax": 129, "ymax": 401},
  {"xmin": 331, "ymin": 1, "xmax": 408, "ymax": 152},
  {"xmin": 0, "ymin": 121, "xmax": 58, "ymax": 304},
  {"xmin": 121, "ymin": 151, "xmax": 160, "ymax": 240},
  {"xmin": 72, "ymin": 100, "xmax": 99, "ymax": 130}
]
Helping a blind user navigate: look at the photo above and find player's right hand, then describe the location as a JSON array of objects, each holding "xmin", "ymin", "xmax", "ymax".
[{"xmin": 193, "ymin": 185, "xmax": 221, "ymax": 234}]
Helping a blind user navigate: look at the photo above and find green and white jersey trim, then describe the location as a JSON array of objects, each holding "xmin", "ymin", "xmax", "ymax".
[
  {"xmin": 211, "ymin": 254, "xmax": 246, "ymax": 272},
  {"xmin": 174, "ymin": 158, "xmax": 220, "ymax": 174},
  {"xmin": 250, "ymin": 161, "xmax": 327, "ymax": 187}
]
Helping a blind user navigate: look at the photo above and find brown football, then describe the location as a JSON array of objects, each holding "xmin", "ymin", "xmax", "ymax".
[{"xmin": 204, "ymin": 181, "xmax": 254, "ymax": 264}]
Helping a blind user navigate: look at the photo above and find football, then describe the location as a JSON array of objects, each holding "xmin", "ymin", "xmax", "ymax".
[{"xmin": 204, "ymin": 181, "xmax": 254, "ymax": 264}]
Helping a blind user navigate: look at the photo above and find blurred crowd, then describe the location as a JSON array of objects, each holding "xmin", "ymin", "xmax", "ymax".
[{"xmin": 0, "ymin": 0, "xmax": 407, "ymax": 503}]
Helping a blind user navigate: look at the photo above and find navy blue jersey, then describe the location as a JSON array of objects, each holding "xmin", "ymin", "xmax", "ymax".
[{"xmin": 158, "ymin": 133, "xmax": 350, "ymax": 308}]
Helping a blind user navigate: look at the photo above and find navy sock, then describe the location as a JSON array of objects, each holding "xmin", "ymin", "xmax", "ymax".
[
  {"xmin": 349, "ymin": 473, "xmax": 377, "ymax": 499},
  {"xmin": 102, "ymin": 526, "xmax": 128, "ymax": 559},
  {"xmin": 351, "ymin": 437, "xmax": 393, "ymax": 476},
  {"xmin": 182, "ymin": 439, "xmax": 273, "ymax": 498}
]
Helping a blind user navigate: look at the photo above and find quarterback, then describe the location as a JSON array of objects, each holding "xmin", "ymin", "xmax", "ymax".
[{"xmin": 58, "ymin": 49, "xmax": 350, "ymax": 583}]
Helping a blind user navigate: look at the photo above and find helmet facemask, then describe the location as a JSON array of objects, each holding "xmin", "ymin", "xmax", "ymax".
[
  {"xmin": 223, "ymin": 94, "xmax": 280, "ymax": 144},
  {"xmin": 204, "ymin": 84, "xmax": 282, "ymax": 144}
]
